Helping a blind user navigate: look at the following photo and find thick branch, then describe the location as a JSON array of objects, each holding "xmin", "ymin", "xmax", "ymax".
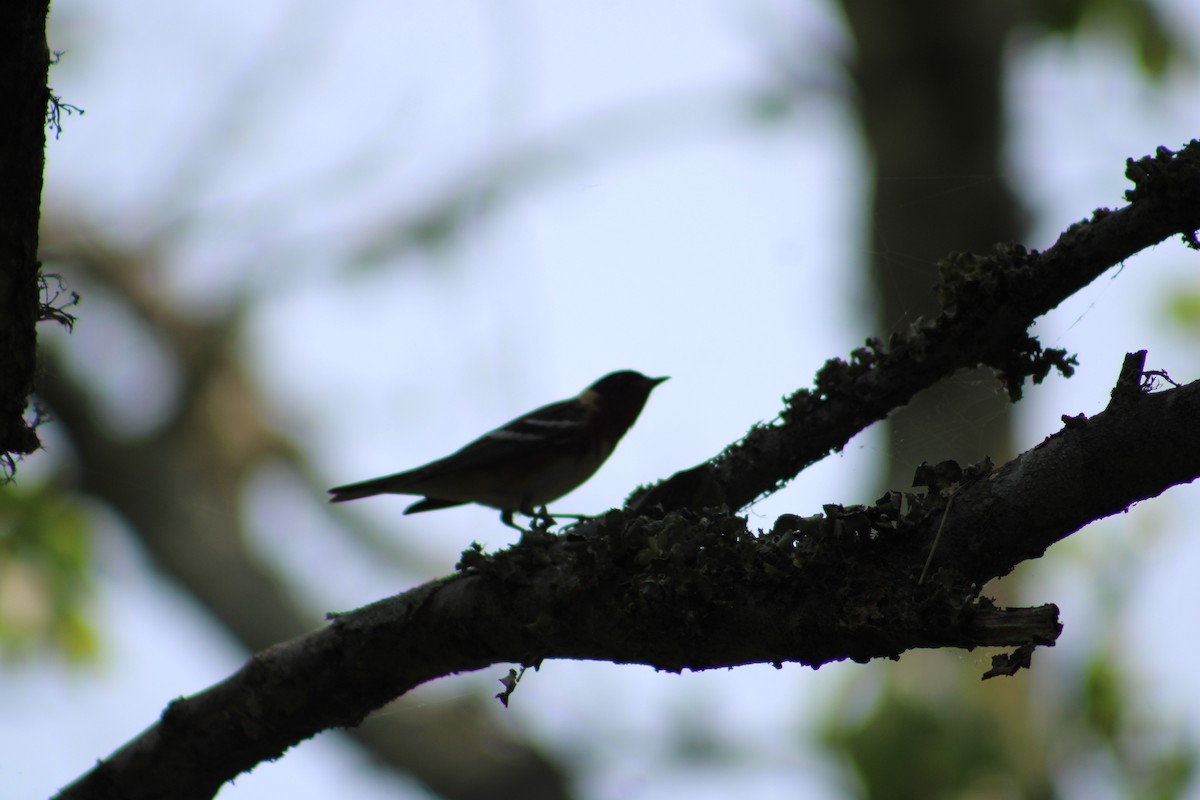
[
  {"xmin": 933, "ymin": 356, "xmax": 1200, "ymax": 583},
  {"xmin": 55, "ymin": 142, "xmax": 1200, "ymax": 799},
  {"xmin": 36, "ymin": 281, "xmax": 567, "ymax": 798},
  {"xmin": 0, "ymin": 0, "xmax": 51, "ymax": 466},
  {"xmin": 631, "ymin": 141, "xmax": 1200, "ymax": 515},
  {"xmin": 59, "ymin": 368, "xmax": 1200, "ymax": 799}
]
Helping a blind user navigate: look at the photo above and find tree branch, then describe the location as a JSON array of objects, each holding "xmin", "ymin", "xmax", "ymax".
[
  {"xmin": 55, "ymin": 142, "xmax": 1200, "ymax": 799},
  {"xmin": 631, "ymin": 141, "xmax": 1200, "ymax": 515},
  {"xmin": 57, "ymin": 366, "xmax": 1200, "ymax": 799},
  {"xmin": 35, "ymin": 237, "xmax": 568, "ymax": 799},
  {"xmin": 933, "ymin": 352, "xmax": 1200, "ymax": 584},
  {"xmin": 0, "ymin": 0, "xmax": 52, "ymax": 469}
]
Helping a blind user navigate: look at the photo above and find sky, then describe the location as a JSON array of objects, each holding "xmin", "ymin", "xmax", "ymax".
[{"xmin": 8, "ymin": 1, "xmax": 1200, "ymax": 798}]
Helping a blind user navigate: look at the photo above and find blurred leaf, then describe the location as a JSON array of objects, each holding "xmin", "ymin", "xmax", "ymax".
[
  {"xmin": 1110, "ymin": 0, "xmax": 1176, "ymax": 77},
  {"xmin": 744, "ymin": 87, "xmax": 799, "ymax": 124},
  {"xmin": 1032, "ymin": 0, "xmax": 1187, "ymax": 79},
  {"xmin": 1081, "ymin": 654, "xmax": 1123, "ymax": 745},
  {"xmin": 1164, "ymin": 284, "xmax": 1200, "ymax": 332},
  {"xmin": 1036, "ymin": 0, "xmax": 1088, "ymax": 33},
  {"xmin": 0, "ymin": 481, "xmax": 97, "ymax": 662},
  {"xmin": 821, "ymin": 685, "xmax": 1054, "ymax": 800},
  {"xmin": 1145, "ymin": 746, "xmax": 1198, "ymax": 800},
  {"xmin": 56, "ymin": 607, "xmax": 101, "ymax": 661}
]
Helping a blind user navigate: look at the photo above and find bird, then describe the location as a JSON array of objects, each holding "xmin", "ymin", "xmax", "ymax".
[{"xmin": 328, "ymin": 370, "xmax": 668, "ymax": 528}]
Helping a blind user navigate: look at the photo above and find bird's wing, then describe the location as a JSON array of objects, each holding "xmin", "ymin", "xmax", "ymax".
[
  {"xmin": 328, "ymin": 396, "xmax": 591, "ymax": 503},
  {"xmin": 412, "ymin": 396, "xmax": 590, "ymax": 479}
]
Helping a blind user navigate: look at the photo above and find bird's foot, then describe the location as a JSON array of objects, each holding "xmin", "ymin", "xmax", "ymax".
[
  {"xmin": 527, "ymin": 505, "xmax": 558, "ymax": 533},
  {"xmin": 500, "ymin": 506, "xmax": 557, "ymax": 533},
  {"xmin": 501, "ymin": 505, "xmax": 591, "ymax": 541}
]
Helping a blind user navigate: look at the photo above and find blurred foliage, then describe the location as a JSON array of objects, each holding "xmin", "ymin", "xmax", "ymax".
[
  {"xmin": 819, "ymin": 544, "xmax": 1198, "ymax": 799},
  {"xmin": 821, "ymin": 667, "xmax": 1056, "ymax": 799},
  {"xmin": 823, "ymin": 650, "xmax": 1198, "ymax": 799},
  {"xmin": 0, "ymin": 481, "xmax": 97, "ymax": 662},
  {"xmin": 1066, "ymin": 646, "xmax": 1198, "ymax": 799},
  {"xmin": 1163, "ymin": 283, "xmax": 1200, "ymax": 333},
  {"xmin": 1031, "ymin": 0, "xmax": 1188, "ymax": 78}
]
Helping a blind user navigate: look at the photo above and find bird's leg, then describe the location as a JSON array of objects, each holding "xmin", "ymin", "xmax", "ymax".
[
  {"xmin": 500, "ymin": 509, "xmax": 526, "ymax": 531},
  {"xmin": 499, "ymin": 496, "xmax": 544, "ymax": 533},
  {"xmin": 531, "ymin": 505, "xmax": 557, "ymax": 529},
  {"xmin": 543, "ymin": 511, "xmax": 592, "ymax": 533}
]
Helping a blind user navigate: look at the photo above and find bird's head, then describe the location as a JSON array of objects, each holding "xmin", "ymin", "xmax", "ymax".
[
  {"xmin": 588, "ymin": 370, "xmax": 668, "ymax": 399},
  {"xmin": 581, "ymin": 370, "xmax": 669, "ymax": 430}
]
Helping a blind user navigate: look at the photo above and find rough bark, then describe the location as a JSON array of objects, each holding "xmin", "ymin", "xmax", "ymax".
[
  {"xmin": 0, "ymin": 0, "xmax": 52, "ymax": 468},
  {"xmin": 55, "ymin": 365, "xmax": 1200, "ymax": 800},
  {"xmin": 55, "ymin": 141, "xmax": 1200, "ymax": 799}
]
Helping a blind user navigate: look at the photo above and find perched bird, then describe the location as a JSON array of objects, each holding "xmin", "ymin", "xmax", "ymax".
[{"xmin": 328, "ymin": 370, "xmax": 668, "ymax": 528}]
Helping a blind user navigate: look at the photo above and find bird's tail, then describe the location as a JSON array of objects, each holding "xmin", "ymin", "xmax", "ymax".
[
  {"xmin": 404, "ymin": 497, "xmax": 465, "ymax": 514},
  {"xmin": 328, "ymin": 473, "xmax": 412, "ymax": 503}
]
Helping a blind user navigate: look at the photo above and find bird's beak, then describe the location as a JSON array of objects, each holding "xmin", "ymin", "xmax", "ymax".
[{"xmin": 650, "ymin": 376, "xmax": 669, "ymax": 386}]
